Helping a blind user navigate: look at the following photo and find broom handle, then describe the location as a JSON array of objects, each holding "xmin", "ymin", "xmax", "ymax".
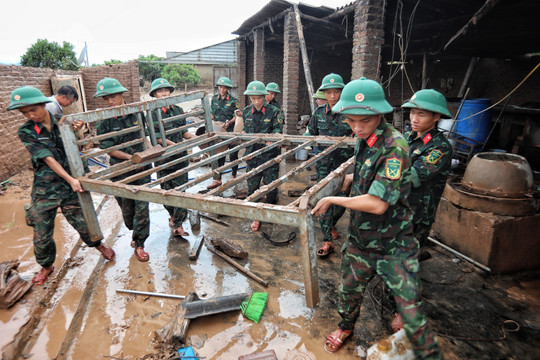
[{"xmin": 207, "ymin": 246, "xmax": 269, "ymax": 287}]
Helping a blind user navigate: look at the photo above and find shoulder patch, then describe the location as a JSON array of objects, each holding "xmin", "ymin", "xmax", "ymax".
[
  {"xmin": 426, "ymin": 149, "xmax": 444, "ymax": 164},
  {"xmin": 385, "ymin": 157, "xmax": 402, "ymax": 180}
]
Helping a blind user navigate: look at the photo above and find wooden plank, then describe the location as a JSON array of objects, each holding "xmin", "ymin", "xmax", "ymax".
[
  {"xmin": 293, "ymin": 4, "xmax": 316, "ymax": 113},
  {"xmin": 189, "ymin": 236, "xmax": 204, "ymax": 260}
]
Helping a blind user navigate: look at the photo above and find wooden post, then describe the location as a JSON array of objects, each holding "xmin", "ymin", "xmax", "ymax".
[
  {"xmin": 298, "ymin": 197, "xmax": 319, "ymax": 307},
  {"xmin": 293, "ymin": 4, "xmax": 316, "ymax": 113},
  {"xmin": 422, "ymin": 52, "xmax": 428, "ymax": 89}
]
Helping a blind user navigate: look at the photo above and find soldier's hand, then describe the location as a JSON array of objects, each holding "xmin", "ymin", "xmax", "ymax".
[
  {"xmin": 70, "ymin": 178, "xmax": 85, "ymax": 193},
  {"xmin": 72, "ymin": 120, "xmax": 84, "ymax": 132},
  {"xmin": 235, "ymin": 109, "xmax": 242, "ymax": 117},
  {"xmin": 341, "ymin": 173, "xmax": 353, "ymax": 192},
  {"xmin": 311, "ymin": 197, "xmax": 334, "ymax": 216}
]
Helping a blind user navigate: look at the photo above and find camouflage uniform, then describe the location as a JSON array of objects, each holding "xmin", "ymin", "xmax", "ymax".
[
  {"xmin": 242, "ymin": 102, "xmax": 284, "ymax": 204},
  {"xmin": 19, "ymin": 114, "xmax": 101, "ymax": 268},
  {"xmin": 307, "ymin": 104, "xmax": 354, "ymax": 242},
  {"xmin": 150, "ymin": 105, "xmax": 189, "ymax": 228},
  {"xmin": 97, "ymin": 113, "xmax": 150, "ymax": 247},
  {"xmin": 405, "ymin": 128, "xmax": 452, "ymax": 245},
  {"xmin": 211, "ymin": 93, "xmax": 239, "ymax": 176},
  {"xmin": 339, "ymin": 119, "xmax": 441, "ymax": 359},
  {"xmin": 268, "ymin": 98, "xmax": 282, "ymax": 112}
]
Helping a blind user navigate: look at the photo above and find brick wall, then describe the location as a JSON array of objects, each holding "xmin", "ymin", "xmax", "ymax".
[
  {"xmin": 0, "ymin": 61, "xmax": 140, "ymax": 181},
  {"xmin": 237, "ymin": 40, "xmax": 247, "ymax": 108},
  {"xmin": 253, "ymin": 29, "xmax": 265, "ymax": 82},
  {"xmin": 283, "ymin": 12, "xmax": 301, "ymax": 135}
]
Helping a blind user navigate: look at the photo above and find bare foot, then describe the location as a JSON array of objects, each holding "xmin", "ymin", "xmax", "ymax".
[
  {"xmin": 173, "ymin": 226, "xmax": 189, "ymax": 237},
  {"xmin": 207, "ymin": 179, "xmax": 222, "ymax": 189},
  {"xmin": 250, "ymin": 220, "xmax": 261, "ymax": 232}
]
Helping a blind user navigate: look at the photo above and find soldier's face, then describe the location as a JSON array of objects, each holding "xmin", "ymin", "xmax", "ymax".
[
  {"xmin": 218, "ymin": 86, "xmax": 229, "ymax": 97},
  {"xmin": 323, "ymin": 88, "xmax": 342, "ymax": 107},
  {"xmin": 409, "ymin": 108, "xmax": 440, "ymax": 136},
  {"xmin": 19, "ymin": 104, "xmax": 48, "ymax": 123},
  {"xmin": 250, "ymin": 95, "xmax": 265, "ymax": 110},
  {"xmin": 265, "ymin": 91, "xmax": 275, "ymax": 103},
  {"xmin": 154, "ymin": 88, "xmax": 171, "ymax": 98},
  {"xmin": 102, "ymin": 93, "xmax": 124, "ymax": 107},
  {"xmin": 345, "ymin": 114, "xmax": 382, "ymax": 139},
  {"xmin": 57, "ymin": 95, "xmax": 76, "ymax": 107}
]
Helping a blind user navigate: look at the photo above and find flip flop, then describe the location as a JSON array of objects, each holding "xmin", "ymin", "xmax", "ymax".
[
  {"xmin": 250, "ymin": 220, "xmax": 261, "ymax": 232},
  {"xmin": 173, "ymin": 226, "xmax": 189, "ymax": 237},
  {"xmin": 317, "ymin": 241, "xmax": 334, "ymax": 257},
  {"xmin": 32, "ymin": 266, "xmax": 54, "ymax": 286},
  {"xmin": 134, "ymin": 247, "xmax": 149, "ymax": 262},
  {"xmin": 324, "ymin": 328, "xmax": 352, "ymax": 353}
]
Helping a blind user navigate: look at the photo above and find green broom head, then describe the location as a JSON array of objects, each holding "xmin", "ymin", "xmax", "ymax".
[{"xmin": 241, "ymin": 292, "xmax": 268, "ymax": 323}]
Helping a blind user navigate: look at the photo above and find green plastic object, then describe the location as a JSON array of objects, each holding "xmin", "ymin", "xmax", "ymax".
[{"xmin": 241, "ymin": 292, "xmax": 268, "ymax": 323}]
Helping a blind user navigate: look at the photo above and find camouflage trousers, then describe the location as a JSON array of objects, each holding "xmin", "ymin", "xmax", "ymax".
[
  {"xmin": 246, "ymin": 163, "xmax": 279, "ymax": 204},
  {"xmin": 25, "ymin": 195, "xmax": 101, "ymax": 268},
  {"xmin": 338, "ymin": 241, "xmax": 442, "ymax": 359},
  {"xmin": 215, "ymin": 145, "xmax": 239, "ymax": 178},
  {"xmin": 114, "ymin": 196, "xmax": 149, "ymax": 247},
  {"xmin": 159, "ymin": 167, "xmax": 188, "ymax": 228}
]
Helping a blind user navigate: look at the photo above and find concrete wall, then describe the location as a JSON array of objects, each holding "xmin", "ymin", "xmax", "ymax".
[{"xmin": 0, "ymin": 61, "xmax": 140, "ymax": 181}]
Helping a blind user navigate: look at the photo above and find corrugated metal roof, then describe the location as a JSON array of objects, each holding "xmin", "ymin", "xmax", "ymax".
[
  {"xmin": 165, "ymin": 40, "xmax": 237, "ymax": 65},
  {"xmin": 232, "ymin": 0, "xmax": 338, "ymax": 36}
]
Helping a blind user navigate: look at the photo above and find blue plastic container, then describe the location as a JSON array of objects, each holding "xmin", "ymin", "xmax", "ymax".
[{"xmin": 455, "ymin": 99, "xmax": 492, "ymax": 145}]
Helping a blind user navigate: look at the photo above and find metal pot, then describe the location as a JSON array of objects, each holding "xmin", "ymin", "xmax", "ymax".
[{"xmin": 461, "ymin": 152, "xmax": 534, "ymax": 198}]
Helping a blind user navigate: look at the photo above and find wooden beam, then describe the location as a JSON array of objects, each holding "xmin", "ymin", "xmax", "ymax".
[{"xmin": 293, "ymin": 4, "xmax": 316, "ymax": 113}]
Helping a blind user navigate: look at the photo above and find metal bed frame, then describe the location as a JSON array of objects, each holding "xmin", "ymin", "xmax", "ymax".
[{"xmin": 59, "ymin": 90, "xmax": 355, "ymax": 307}]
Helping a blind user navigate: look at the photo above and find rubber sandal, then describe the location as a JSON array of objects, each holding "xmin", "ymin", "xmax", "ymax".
[
  {"xmin": 96, "ymin": 244, "xmax": 115, "ymax": 261},
  {"xmin": 173, "ymin": 226, "xmax": 189, "ymax": 237},
  {"xmin": 324, "ymin": 328, "xmax": 352, "ymax": 353},
  {"xmin": 134, "ymin": 247, "xmax": 149, "ymax": 262},
  {"xmin": 391, "ymin": 312, "xmax": 404, "ymax": 333},
  {"xmin": 207, "ymin": 180, "xmax": 222, "ymax": 190},
  {"xmin": 317, "ymin": 241, "xmax": 334, "ymax": 257},
  {"xmin": 331, "ymin": 226, "xmax": 340, "ymax": 240},
  {"xmin": 32, "ymin": 266, "xmax": 54, "ymax": 286},
  {"xmin": 250, "ymin": 220, "xmax": 261, "ymax": 232}
]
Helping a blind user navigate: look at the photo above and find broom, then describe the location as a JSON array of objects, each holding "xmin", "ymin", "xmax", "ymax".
[{"xmin": 241, "ymin": 292, "xmax": 268, "ymax": 323}]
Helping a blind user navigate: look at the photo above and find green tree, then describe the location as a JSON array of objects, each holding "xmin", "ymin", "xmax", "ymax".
[
  {"xmin": 104, "ymin": 59, "xmax": 123, "ymax": 65},
  {"xmin": 20, "ymin": 39, "xmax": 78, "ymax": 70},
  {"xmin": 138, "ymin": 54, "xmax": 165, "ymax": 83},
  {"xmin": 161, "ymin": 64, "xmax": 201, "ymax": 88}
]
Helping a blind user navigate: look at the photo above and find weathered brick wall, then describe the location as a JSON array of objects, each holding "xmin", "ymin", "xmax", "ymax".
[
  {"xmin": 264, "ymin": 42, "xmax": 284, "ymax": 90},
  {"xmin": 0, "ymin": 61, "xmax": 140, "ymax": 181},
  {"xmin": 283, "ymin": 11, "xmax": 301, "ymax": 135},
  {"xmin": 81, "ymin": 60, "xmax": 140, "ymax": 110},
  {"xmin": 237, "ymin": 40, "xmax": 247, "ymax": 108},
  {"xmin": 253, "ymin": 29, "xmax": 265, "ymax": 83}
]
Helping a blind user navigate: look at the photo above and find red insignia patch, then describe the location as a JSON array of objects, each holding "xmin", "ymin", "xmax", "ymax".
[
  {"xmin": 367, "ymin": 133, "xmax": 378, "ymax": 148},
  {"xmin": 422, "ymin": 133, "xmax": 432, "ymax": 144}
]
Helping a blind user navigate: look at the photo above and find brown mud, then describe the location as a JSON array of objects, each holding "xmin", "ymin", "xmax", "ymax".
[{"xmin": 1, "ymin": 166, "xmax": 540, "ymax": 360}]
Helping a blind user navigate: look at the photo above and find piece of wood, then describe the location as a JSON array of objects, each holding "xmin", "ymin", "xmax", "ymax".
[
  {"xmin": 154, "ymin": 292, "xmax": 199, "ymax": 346},
  {"xmin": 200, "ymin": 213, "xmax": 231, "ymax": 227},
  {"xmin": 293, "ymin": 4, "xmax": 316, "ymax": 113},
  {"xmin": 189, "ymin": 236, "xmax": 204, "ymax": 260},
  {"xmin": 130, "ymin": 146, "xmax": 166, "ymax": 164},
  {"xmin": 0, "ymin": 260, "xmax": 32, "ymax": 309},
  {"xmin": 206, "ymin": 244, "xmax": 268, "ymax": 287},
  {"xmin": 210, "ymin": 238, "xmax": 248, "ymax": 259},
  {"xmin": 188, "ymin": 210, "xmax": 200, "ymax": 231}
]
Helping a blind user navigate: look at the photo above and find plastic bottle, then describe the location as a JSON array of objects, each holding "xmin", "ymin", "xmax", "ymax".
[{"xmin": 366, "ymin": 329, "xmax": 415, "ymax": 360}]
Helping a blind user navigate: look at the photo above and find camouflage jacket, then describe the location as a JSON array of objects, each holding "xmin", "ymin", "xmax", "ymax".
[
  {"xmin": 348, "ymin": 119, "xmax": 415, "ymax": 255},
  {"xmin": 18, "ymin": 114, "xmax": 76, "ymax": 199},
  {"xmin": 242, "ymin": 102, "xmax": 284, "ymax": 162},
  {"xmin": 268, "ymin": 98, "xmax": 282, "ymax": 112},
  {"xmin": 96, "ymin": 112, "xmax": 146, "ymax": 167},
  {"xmin": 405, "ymin": 128, "xmax": 452, "ymax": 226},
  {"xmin": 211, "ymin": 93, "xmax": 238, "ymax": 130},
  {"xmin": 150, "ymin": 105, "xmax": 187, "ymax": 170}
]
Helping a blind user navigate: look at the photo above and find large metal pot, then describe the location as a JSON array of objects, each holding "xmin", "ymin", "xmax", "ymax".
[{"xmin": 461, "ymin": 152, "xmax": 534, "ymax": 198}]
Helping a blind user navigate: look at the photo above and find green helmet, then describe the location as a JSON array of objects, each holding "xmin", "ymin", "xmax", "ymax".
[
  {"xmin": 265, "ymin": 82, "xmax": 281, "ymax": 93},
  {"xmin": 312, "ymin": 90, "xmax": 327, "ymax": 100},
  {"xmin": 216, "ymin": 77, "xmax": 233, "ymax": 88},
  {"xmin": 150, "ymin": 78, "xmax": 175, "ymax": 97},
  {"xmin": 94, "ymin": 78, "xmax": 128, "ymax": 98},
  {"xmin": 7, "ymin": 86, "xmax": 51, "ymax": 110},
  {"xmin": 401, "ymin": 89, "xmax": 452, "ymax": 119},
  {"xmin": 333, "ymin": 77, "xmax": 393, "ymax": 115},
  {"xmin": 243, "ymin": 81, "xmax": 268, "ymax": 96},
  {"xmin": 318, "ymin": 73, "xmax": 345, "ymax": 91}
]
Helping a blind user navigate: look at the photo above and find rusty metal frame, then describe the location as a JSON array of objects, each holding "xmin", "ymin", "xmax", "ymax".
[{"xmin": 59, "ymin": 90, "xmax": 355, "ymax": 307}]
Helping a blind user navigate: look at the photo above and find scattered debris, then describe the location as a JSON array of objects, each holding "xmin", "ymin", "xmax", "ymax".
[
  {"xmin": 116, "ymin": 289, "xmax": 186, "ymax": 300},
  {"xmin": 188, "ymin": 236, "xmax": 204, "ymax": 260},
  {"xmin": 238, "ymin": 349, "xmax": 278, "ymax": 360},
  {"xmin": 199, "ymin": 213, "xmax": 230, "ymax": 227},
  {"xmin": 210, "ymin": 238, "xmax": 248, "ymax": 259},
  {"xmin": 0, "ymin": 260, "xmax": 33, "ymax": 309}
]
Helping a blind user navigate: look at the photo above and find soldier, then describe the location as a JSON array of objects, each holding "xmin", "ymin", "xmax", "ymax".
[
  {"xmin": 311, "ymin": 78, "xmax": 441, "ymax": 359},
  {"xmin": 8, "ymin": 86, "xmax": 115, "ymax": 285},
  {"xmin": 265, "ymin": 82, "xmax": 282, "ymax": 111},
  {"xmin": 307, "ymin": 73, "xmax": 354, "ymax": 257},
  {"xmin": 94, "ymin": 78, "xmax": 151, "ymax": 262},
  {"xmin": 238, "ymin": 81, "xmax": 284, "ymax": 232},
  {"xmin": 208, "ymin": 77, "xmax": 240, "ymax": 189},
  {"xmin": 390, "ymin": 89, "xmax": 453, "ymax": 333},
  {"xmin": 313, "ymin": 90, "xmax": 327, "ymax": 107},
  {"xmin": 149, "ymin": 78, "xmax": 197, "ymax": 237}
]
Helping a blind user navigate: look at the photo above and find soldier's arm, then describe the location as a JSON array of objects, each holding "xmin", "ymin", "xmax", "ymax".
[
  {"xmin": 43, "ymin": 157, "xmax": 84, "ymax": 193},
  {"xmin": 312, "ymin": 194, "xmax": 388, "ymax": 216},
  {"xmin": 307, "ymin": 113, "xmax": 318, "ymax": 136},
  {"xmin": 411, "ymin": 143, "xmax": 452, "ymax": 187}
]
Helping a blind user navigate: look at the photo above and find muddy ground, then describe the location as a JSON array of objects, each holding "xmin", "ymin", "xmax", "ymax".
[{"xmin": 1, "ymin": 163, "xmax": 540, "ymax": 360}]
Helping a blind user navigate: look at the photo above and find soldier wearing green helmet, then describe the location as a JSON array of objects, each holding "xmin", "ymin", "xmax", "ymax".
[
  {"xmin": 312, "ymin": 90, "xmax": 327, "ymax": 107},
  {"xmin": 402, "ymin": 89, "xmax": 453, "ymax": 248},
  {"xmin": 208, "ymin": 77, "xmax": 240, "ymax": 189},
  {"xmin": 238, "ymin": 80, "xmax": 284, "ymax": 232},
  {"xmin": 312, "ymin": 78, "xmax": 441, "ymax": 359},
  {"xmin": 94, "ymin": 77, "xmax": 152, "ymax": 262},
  {"xmin": 149, "ymin": 78, "xmax": 197, "ymax": 237},
  {"xmin": 265, "ymin": 82, "xmax": 282, "ymax": 111},
  {"xmin": 8, "ymin": 86, "xmax": 115, "ymax": 285},
  {"xmin": 307, "ymin": 73, "xmax": 353, "ymax": 257}
]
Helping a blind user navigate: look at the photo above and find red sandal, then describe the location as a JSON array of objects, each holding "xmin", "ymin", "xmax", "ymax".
[
  {"xmin": 32, "ymin": 266, "xmax": 54, "ymax": 286},
  {"xmin": 391, "ymin": 312, "xmax": 404, "ymax": 333},
  {"xmin": 317, "ymin": 241, "xmax": 334, "ymax": 257},
  {"xmin": 134, "ymin": 247, "xmax": 149, "ymax": 262},
  {"xmin": 324, "ymin": 328, "xmax": 352, "ymax": 353},
  {"xmin": 173, "ymin": 226, "xmax": 189, "ymax": 237}
]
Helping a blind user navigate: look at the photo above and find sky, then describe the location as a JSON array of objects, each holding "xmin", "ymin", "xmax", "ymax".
[{"xmin": 0, "ymin": 0, "xmax": 349, "ymax": 66}]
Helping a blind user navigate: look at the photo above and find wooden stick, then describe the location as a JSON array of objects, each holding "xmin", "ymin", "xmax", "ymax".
[
  {"xmin": 200, "ymin": 213, "xmax": 231, "ymax": 227},
  {"xmin": 206, "ymin": 245, "xmax": 268, "ymax": 287},
  {"xmin": 189, "ymin": 236, "xmax": 204, "ymax": 260}
]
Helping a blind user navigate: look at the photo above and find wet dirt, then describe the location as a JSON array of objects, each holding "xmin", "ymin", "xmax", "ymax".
[{"xmin": 1, "ymin": 164, "xmax": 540, "ymax": 360}]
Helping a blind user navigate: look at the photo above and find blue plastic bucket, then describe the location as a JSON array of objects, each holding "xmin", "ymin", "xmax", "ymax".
[{"xmin": 455, "ymin": 99, "xmax": 491, "ymax": 145}]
